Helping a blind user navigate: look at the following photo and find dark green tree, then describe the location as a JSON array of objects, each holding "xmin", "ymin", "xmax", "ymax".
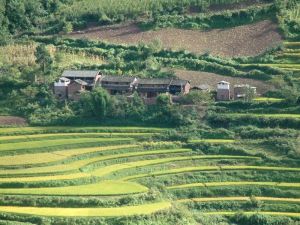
[
  {"xmin": 35, "ymin": 44, "xmax": 53, "ymax": 81},
  {"xmin": 78, "ymin": 88, "xmax": 112, "ymax": 118}
]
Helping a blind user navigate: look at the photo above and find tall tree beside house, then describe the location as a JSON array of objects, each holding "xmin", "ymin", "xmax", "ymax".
[
  {"xmin": 77, "ymin": 88, "xmax": 112, "ymax": 118},
  {"xmin": 35, "ymin": 44, "xmax": 53, "ymax": 82}
]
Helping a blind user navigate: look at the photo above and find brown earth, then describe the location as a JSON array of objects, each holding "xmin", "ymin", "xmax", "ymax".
[
  {"xmin": 70, "ymin": 20, "xmax": 282, "ymax": 57},
  {"xmin": 174, "ymin": 69, "xmax": 274, "ymax": 94},
  {"xmin": 0, "ymin": 116, "xmax": 27, "ymax": 126}
]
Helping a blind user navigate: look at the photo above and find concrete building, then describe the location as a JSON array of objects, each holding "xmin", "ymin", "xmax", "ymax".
[
  {"xmin": 54, "ymin": 77, "xmax": 71, "ymax": 100},
  {"xmin": 234, "ymin": 84, "xmax": 257, "ymax": 101},
  {"xmin": 217, "ymin": 81, "xmax": 230, "ymax": 101}
]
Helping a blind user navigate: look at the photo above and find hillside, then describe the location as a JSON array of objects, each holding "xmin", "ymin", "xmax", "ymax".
[
  {"xmin": 0, "ymin": 0, "xmax": 299, "ymax": 224},
  {"xmin": 70, "ymin": 20, "xmax": 282, "ymax": 57}
]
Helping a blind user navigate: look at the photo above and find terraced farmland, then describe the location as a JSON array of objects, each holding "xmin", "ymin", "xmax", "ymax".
[{"xmin": 0, "ymin": 125, "xmax": 298, "ymax": 224}]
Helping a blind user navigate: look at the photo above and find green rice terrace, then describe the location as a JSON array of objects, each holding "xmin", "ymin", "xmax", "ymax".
[
  {"xmin": 0, "ymin": 0, "xmax": 300, "ymax": 224},
  {"xmin": 0, "ymin": 113, "xmax": 298, "ymax": 224}
]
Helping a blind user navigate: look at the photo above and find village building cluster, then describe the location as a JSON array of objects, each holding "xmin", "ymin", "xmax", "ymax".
[
  {"xmin": 217, "ymin": 81, "xmax": 257, "ymax": 101},
  {"xmin": 54, "ymin": 70, "xmax": 257, "ymax": 102},
  {"xmin": 54, "ymin": 70, "xmax": 191, "ymax": 101}
]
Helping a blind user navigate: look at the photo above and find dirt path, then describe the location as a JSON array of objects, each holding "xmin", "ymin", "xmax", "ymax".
[{"xmin": 70, "ymin": 20, "xmax": 282, "ymax": 58}]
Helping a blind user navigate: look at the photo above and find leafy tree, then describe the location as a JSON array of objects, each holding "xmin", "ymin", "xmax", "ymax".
[
  {"xmin": 62, "ymin": 21, "xmax": 73, "ymax": 33},
  {"xmin": 35, "ymin": 44, "xmax": 53, "ymax": 81},
  {"xmin": 180, "ymin": 90, "xmax": 213, "ymax": 105},
  {"xmin": 78, "ymin": 88, "xmax": 112, "ymax": 118}
]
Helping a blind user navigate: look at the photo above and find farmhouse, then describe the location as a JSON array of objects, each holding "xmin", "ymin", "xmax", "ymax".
[
  {"xmin": 99, "ymin": 76, "xmax": 137, "ymax": 95},
  {"xmin": 54, "ymin": 70, "xmax": 191, "ymax": 100},
  {"xmin": 61, "ymin": 70, "xmax": 102, "ymax": 90},
  {"xmin": 68, "ymin": 79, "xmax": 88, "ymax": 101}
]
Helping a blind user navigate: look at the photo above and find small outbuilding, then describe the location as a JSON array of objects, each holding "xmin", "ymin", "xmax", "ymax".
[
  {"xmin": 217, "ymin": 81, "xmax": 230, "ymax": 101},
  {"xmin": 54, "ymin": 77, "xmax": 71, "ymax": 100}
]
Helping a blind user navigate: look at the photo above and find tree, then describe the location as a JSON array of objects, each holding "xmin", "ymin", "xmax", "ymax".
[
  {"xmin": 62, "ymin": 21, "xmax": 73, "ymax": 34},
  {"xmin": 35, "ymin": 44, "xmax": 53, "ymax": 81},
  {"xmin": 78, "ymin": 88, "xmax": 112, "ymax": 118},
  {"xmin": 127, "ymin": 92, "xmax": 145, "ymax": 119}
]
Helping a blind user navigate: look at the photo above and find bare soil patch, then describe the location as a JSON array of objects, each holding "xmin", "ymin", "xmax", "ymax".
[
  {"xmin": 0, "ymin": 116, "xmax": 27, "ymax": 126},
  {"xmin": 174, "ymin": 69, "xmax": 274, "ymax": 94},
  {"xmin": 70, "ymin": 20, "xmax": 282, "ymax": 57}
]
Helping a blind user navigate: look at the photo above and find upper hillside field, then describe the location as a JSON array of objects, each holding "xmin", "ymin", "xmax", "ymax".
[{"xmin": 69, "ymin": 20, "xmax": 282, "ymax": 57}]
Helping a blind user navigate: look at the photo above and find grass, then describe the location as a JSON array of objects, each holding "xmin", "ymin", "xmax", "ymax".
[
  {"xmin": 0, "ymin": 202, "xmax": 172, "ymax": 217},
  {"xmin": 0, "ymin": 144, "xmax": 137, "ymax": 166},
  {"xmin": 177, "ymin": 197, "xmax": 300, "ymax": 203},
  {"xmin": 0, "ymin": 132, "xmax": 155, "ymax": 143},
  {"xmin": 0, "ymin": 172, "xmax": 90, "ymax": 183},
  {"xmin": 122, "ymin": 165, "xmax": 300, "ymax": 181},
  {"xmin": 201, "ymin": 211, "xmax": 300, "ymax": 217},
  {"xmin": 0, "ymin": 181, "xmax": 148, "ymax": 196},
  {"xmin": 0, "ymin": 137, "xmax": 132, "ymax": 153},
  {"xmin": 0, "ymin": 126, "xmax": 166, "ymax": 135},
  {"xmin": 227, "ymin": 113, "xmax": 300, "ymax": 118},
  {"xmin": 188, "ymin": 139, "xmax": 235, "ymax": 144},
  {"xmin": 0, "ymin": 43, "xmax": 105, "ymax": 68},
  {"xmin": 0, "ymin": 149, "xmax": 191, "ymax": 176},
  {"xmin": 284, "ymin": 42, "xmax": 300, "ymax": 48},
  {"xmin": 91, "ymin": 156, "xmax": 260, "ymax": 178},
  {"xmin": 253, "ymin": 97, "xmax": 284, "ymax": 102},
  {"xmin": 0, "ymin": 155, "xmax": 256, "ymax": 183},
  {"xmin": 167, "ymin": 182, "xmax": 300, "ymax": 190}
]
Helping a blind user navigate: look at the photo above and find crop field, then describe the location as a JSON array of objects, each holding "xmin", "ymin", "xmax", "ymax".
[
  {"xmin": 70, "ymin": 20, "xmax": 282, "ymax": 57},
  {"xmin": 246, "ymin": 40, "xmax": 300, "ymax": 74},
  {"xmin": 0, "ymin": 125, "xmax": 298, "ymax": 223},
  {"xmin": 0, "ymin": 43, "xmax": 105, "ymax": 68}
]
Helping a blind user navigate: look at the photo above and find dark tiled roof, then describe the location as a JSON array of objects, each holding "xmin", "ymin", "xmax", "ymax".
[
  {"xmin": 170, "ymin": 79, "xmax": 190, "ymax": 86},
  {"xmin": 59, "ymin": 77, "xmax": 70, "ymax": 82},
  {"xmin": 101, "ymin": 75, "xmax": 136, "ymax": 83},
  {"xmin": 192, "ymin": 84, "xmax": 211, "ymax": 90},
  {"xmin": 74, "ymin": 79, "xmax": 88, "ymax": 86},
  {"xmin": 218, "ymin": 81, "xmax": 230, "ymax": 84},
  {"xmin": 137, "ymin": 78, "xmax": 172, "ymax": 85},
  {"xmin": 62, "ymin": 70, "xmax": 100, "ymax": 78},
  {"xmin": 102, "ymin": 85, "xmax": 133, "ymax": 91},
  {"xmin": 137, "ymin": 87, "xmax": 169, "ymax": 92}
]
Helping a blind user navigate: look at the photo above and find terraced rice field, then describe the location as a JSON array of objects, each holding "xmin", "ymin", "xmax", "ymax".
[
  {"xmin": 0, "ymin": 126, "xmax": 298, "ymax": 221},
  {"xmin": 246, "ymin": 41, "xmax": 300, "ymax": 73}
]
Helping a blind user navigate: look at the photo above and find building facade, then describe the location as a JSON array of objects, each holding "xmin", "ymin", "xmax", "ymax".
[
  {"xmin": 54, "ymin": 70, "xmax": 191, "ymax": 101},
  {"xmin": 54, "ymin": 77, "xmax": 71, "ymax": 100},
  {"xmin": 68, "ymin": 79, "xmax": 88, "ymax": 101},
  {"xmin": 217, "ymin": 81, "xmax": 231, "ymax": 101},
  {"xmin": 234, "ymin": 84, "xmax": 257, "ymax": 101},
  {"xmin": 99, "ymin": 76, "xmax": 137, "ymax": 95}
]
